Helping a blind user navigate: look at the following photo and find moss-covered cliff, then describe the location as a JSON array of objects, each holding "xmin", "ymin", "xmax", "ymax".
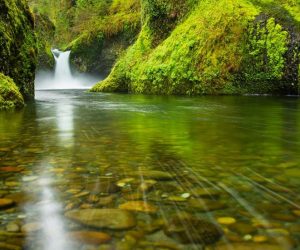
[
  {"xmin": 68, "ymin": 0, "xmax": 141, "ymax": 75},
  {"xmin": 33, "ymin": 11, "xmax": 55, "ymax": 69},
  {"xmin": 0, "ymin": 0, "xmax": 37, "ymax": 109},
  {"xmin": 91, "ymin": 0, "xmax": 300, "ymax": 95}
]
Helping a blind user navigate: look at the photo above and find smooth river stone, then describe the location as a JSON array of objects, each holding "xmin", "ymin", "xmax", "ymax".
[
  {"xmin": 189, "ymin": 198, "xmax": 227, "ymax": 212},
  {"xmin": 292, "ymin": 210, "xmax": 300, "ymax": 216},
  {"xmin": 285, "ymin": 168, "xmax": 300, "ymax": 178},
  {"xmin": 0, "ymin": 167, "xmax": 24, "ymax": 172},
  {"xmin": 0, "ymin": 199, "xmax": 15, "ymax": 209},
  {"xmin": 210, "ymin": 243, "xmax": 286, "ymax": 250},
  {"xmin": 217, "ymin": 217, "xmax": 236, "ymax": 225},
  {"xmin": 85, "ymin": 181, "xmax": 120, "ymax": 194},
  {"xmin": 164, "ymin": 214, "xmax": 223, "ymax": 245},
  {"xmin": 21, "ymin": 223, "xmax": 42, "ymax": 233},
  {"xmin": 229, "ymin": 222, "xmax": 257, "ymax": 235},
  {"xmin": 270, "ymin": 213, "xmax": 297, "ymax": 222},
  {"xmin": 68, "ymin": 231, "xmax": 112, "ymax": 245},
  {"xmin": 129, "ymin": 170, "xmax": 173, "ymax": 180},
  {"xmin": 0, "ymin": 242, "xmax": 21, "ymax": 250},
  {"xmin": 190, "ymin": 188, "xmax": 221, "ymax": 198},
  {"xmin": 119, "ymin": 201, "xmax": 158, "ymax": 213},
  {"xmin": 65, "ymin": 209, "xmax": 136, "ymax": 230}
]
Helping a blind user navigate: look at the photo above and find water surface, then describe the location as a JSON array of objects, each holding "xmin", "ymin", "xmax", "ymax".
[{"xmin": 0, "ymin": 90, "xmax": 300, "ymax": 249}]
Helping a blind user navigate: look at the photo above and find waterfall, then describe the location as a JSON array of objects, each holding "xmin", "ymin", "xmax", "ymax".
[
  {"xmin": 52, "ymin": 49, "xmax": 73, "ymax": 88},
  {"xmin": 35, "ymin": 49, "xmax": 102, "ymax": 90}
]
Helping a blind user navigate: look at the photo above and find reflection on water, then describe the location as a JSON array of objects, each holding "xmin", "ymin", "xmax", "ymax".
[{"xmin": 0, "ymin": 90, "xmax": 300, "ymax": 250}]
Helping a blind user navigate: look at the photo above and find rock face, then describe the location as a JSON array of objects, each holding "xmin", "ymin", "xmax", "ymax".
[
  {"xmin": 92, "ymin": 0, "xmax": 300, "ymax": 95},
  {"xmin": 0, "ymin": 0, "xmax": 37, "ymax": 109},
  {"xmin": 65, "ymin": 209, "xmax": 137, "ymax": 230}
]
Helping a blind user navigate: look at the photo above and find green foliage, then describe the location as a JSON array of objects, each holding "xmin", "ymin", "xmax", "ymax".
[
  {"xmin": 0, "ymin": 73, "xmax": 24, "ymax": 110},
  {"xmin": 240, "ymin": 18, "xmax": 289, "ymax": 93}
]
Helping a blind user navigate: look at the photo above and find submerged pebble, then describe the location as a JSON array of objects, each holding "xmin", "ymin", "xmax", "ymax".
[
  {"xmin": 164, "ymin": 214, "xmax": 223, "ymax": 245},
  {"xmin": 65, "ymin": 209, "xmax": 137, "ymax": 230}
]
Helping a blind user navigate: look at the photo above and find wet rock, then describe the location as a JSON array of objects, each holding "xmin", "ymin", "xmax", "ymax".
[
  {"xmin": 5, "ymin": 182, "xmax": 20, "ymax": 187},
  {"xmin": 210, "ymin": 243, "xmax": 286, "ymax": 250},
  {"xmin": 265, "ymin": 183, "xmax": 292, "ymax": 193},
  {"xmin": 167, "ymin": 196, "xmax": 187, "ymax": 202},
  {"xmin": 68, "ymin": 231, "xmax": 112, "ymax": 245},
  {"xmin": 65, "ymin": 209, "xmax": 136, "ymax": 230},
  {"xmin": 21, "ymin": 223, "xmax": 42, "ymax": 233},
  {"xmin": 0, "ymin": 199, "xmax": 15, "ymax": 209},
  {"xmin": 22, "ymin": 176, "xmax": 38, "ymax": 182},
  {"xmin": 225, "ymin": 232, "xmax": 244, "ymax": 242},
  {"xmin": 6, "ymin": 223, "xmax": 20, "ymax": 233},
  {"xmin": 289, "ymin": 224, "xmax": 300, "ymax": 233},
  {"xmin": 85, "ymin": 181, "xmax": 120, "ymax": 194},
  {"xmin": 117, "ymin": 178, "xmax": 135, "ymax": 187},
  {"xmin": 87, "ymin": 194, "xmax": 99, "ymax": 203},
  {"xmin": 292, "ymin": 210, "xmax": 300, "ymax": 216},
  {"xmin": 229, "ymin": 222, "xmax": 257, "ymax": 235},
  {"xmin": 285, "ymin": 168, "xmax": 300, "ymax": 178},
  {"xmin": 129, "ymin": 170, "xmax": 173, "ymax": 180},
  {"xmin": 141, "ymin": 219, "xmax": 164, "ymax": 234},
  {"xmin": 97, "ymin": 195, "xmax": 115, "ymax": 206},
  {"xmin": 119, "ymin": 201, "xmax": 158, "ymax": 213},
  {"xmin": 123, "ymin": 192, "xmax": 144, "ymax": 201},
  {"xmin": 252, "ymin": 235, "xmax": 268, "ymax": 243},
  {"xmin": 139, "ymin": 180, "xmax": 157, "ymax": 192},
  {"xmin": 270, "ymin": 213, "xmax": 297, "ymax": 222},
  {"xmin": 164, "ymin": 214, "xmax": 223, "ymax": 245},
  {"xmin": 0, "ymin": 167, "xmax": 24, "ymax": 172},
  {"xmin": 0, "ymin": 242, "xmax": 21, "ymax": 250},
  {"xmin": 189, "ymin": 198, "xmax": 227, "ymax": 212},
  {"xmin": 190, "ymin": 188, "xmax": 221, "ymax": 198},
  {"xmin": 217, "ymin": 217, "xmax": 236, "ymax": 225},
  {"xmin": 251, "ymin": 219, "xmax": 281, "ymax": 229},
  {"xmin": 266, "ymin": 228, "xmax": 290, "ymax": 236},
  {"xmin": 276, "ymin": 235, "xmax": 297, "ymax": 249}
]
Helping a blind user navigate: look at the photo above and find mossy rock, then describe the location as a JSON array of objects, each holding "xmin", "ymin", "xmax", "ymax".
[
  {"xmin": 92, "ymin": 0, "xmax": 300, "ymax": 95},
  {"xmin": 33, "ymin": 12, "xmax": 56, "ymax": 69},
  {"xmin": 0, "ymin": 0, "xmax": 37, "ymax": 99},
  {"xmin": 0, "ymin": 73, "xmax": 24, "ymax": 110}
]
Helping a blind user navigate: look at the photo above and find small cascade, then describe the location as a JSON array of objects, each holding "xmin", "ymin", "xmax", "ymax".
[
  {"xmin": 35, "ymin": 49, "xmax": 101, "ymax": 90},
  {"xmin": 52, "ymin": 49, "xmax": 73, "ymax": 87}
]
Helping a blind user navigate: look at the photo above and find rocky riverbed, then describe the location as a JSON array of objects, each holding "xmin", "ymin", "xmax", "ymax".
[{"xmin": 0, "ymin": 91, "xmax": 300, "ymax": 249}]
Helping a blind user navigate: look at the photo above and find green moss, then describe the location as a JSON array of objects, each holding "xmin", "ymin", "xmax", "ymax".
[
  {"xmin": 67, "ymin": 0, "xmax": 141, "ymax": 74},
  {"xmin": 33, "ymin": 12, "xmax": 55, "ymax": 69},
  {"xmin": 239, "ymin": 17, "xmax": 289, "ymax": 93},
  {"xmin": 92, "ymin": 0, "xmax": 300, "ymax": 95},
  {"xmin": 0, "ymin": 73, "xmax": 24, "ymax": 110},
  {"xmin": 0, "ymin": 0, "xmax": 37, "ymax": 100}
]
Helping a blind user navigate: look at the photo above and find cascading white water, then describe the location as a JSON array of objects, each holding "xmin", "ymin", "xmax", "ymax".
[
  {"xmin": 35, "ymin": 49, "xmax": 102, "ymax": 90},
  {"xmin": 52, "ymin": 49, "xmax": 73, "ymax": 87}
]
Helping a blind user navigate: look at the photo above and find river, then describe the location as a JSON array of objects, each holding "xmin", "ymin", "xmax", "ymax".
[{"xmin": 0, "ymin": 90, "xmax": 300, "ymax": 249}]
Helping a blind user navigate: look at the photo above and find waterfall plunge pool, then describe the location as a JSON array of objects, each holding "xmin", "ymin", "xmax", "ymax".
[{"xmin": 0, "ymin": 90, "xmax": 300, "ymax": 249}]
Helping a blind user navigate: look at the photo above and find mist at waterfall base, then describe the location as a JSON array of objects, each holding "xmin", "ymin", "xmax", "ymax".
[{"xmin": 35, "ymin": 49, "xmax": 102, "ymax": 90}]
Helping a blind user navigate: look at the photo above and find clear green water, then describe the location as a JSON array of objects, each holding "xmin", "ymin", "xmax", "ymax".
[{"xmin": 0, "ymin": 90, "xmax": 300, "ymax": 250}]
